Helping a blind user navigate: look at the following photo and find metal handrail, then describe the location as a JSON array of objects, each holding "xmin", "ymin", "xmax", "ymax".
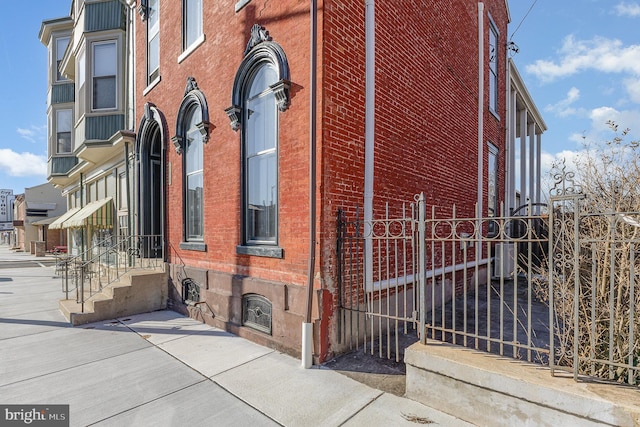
[{"xmin": 59, "ymin": 234, "xmax": 164, "ymax": 312}]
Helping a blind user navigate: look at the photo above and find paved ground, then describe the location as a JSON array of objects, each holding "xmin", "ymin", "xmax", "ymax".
[{"xmin": 0, "ymin": 244, "xmax": 473, "ymax": 427}]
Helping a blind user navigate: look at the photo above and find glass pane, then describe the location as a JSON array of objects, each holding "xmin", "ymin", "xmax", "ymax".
[
  {"xmin": 247, "ymin": 152, "xmax": 276, "ymax": 241},
  {"xmin": 56, "ymin": 37, "xmax": 69, "ymax": 61},
  {"xmin": 187, "ymin": 172, "xmax": 203, "ymax": 239},
  {"xmin": 185, "ymin": 0, "xmax": 202, "ymax": 48},
  {"xmin": 246, "ymin": 92, "xmax": 276, "ymax": 156},
  {"xmin": 185, "ymin": 130, "xmax": 203, "ymax": 174},
  {"xmin": 93, "ymin": 76, "xmax": 116, "ymax": 109},
  {"xmin": 57, "ymin": 109, "xmax": 72, "ymax": 132},
  {"xmin": 248, "ymin": 65, "xmax": 278, "ymax": 98},
  {"xmin": 119, "ymin": 173, "xmax": 128, "ymax": 209},
  {"xmin": 148, "ymin": 0, "xmax": 159, "ymax": 28},
  {"xmin": 57, "ymin": 132, "xmax": 72, "ymax": 154},
  {"xmin": 93, "ymin": 42, "xmax": 116, "ymax": 77},
  {"xmin": 78, "ymin": 51, "xmax": 85, "ymax": 86},
  {"xmin": 56, "ymin": 37, "xmax": 69, "ymax": 81},
  {"xmin": 149, "ymin": 34, "xmax": 159, "ymax": 77}
]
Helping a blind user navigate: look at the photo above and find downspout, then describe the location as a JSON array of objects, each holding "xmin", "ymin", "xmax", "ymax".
[
  {"xmin": 477, "ymin": 3, "xmax": 484, "ymax": 245},
  {"xmin": 364, "ymin": 0, "xmax": 375, "ymax": 299},
  {"xmin": 303, "ymin": 0, "xmax": 318, "ymax": 369}
]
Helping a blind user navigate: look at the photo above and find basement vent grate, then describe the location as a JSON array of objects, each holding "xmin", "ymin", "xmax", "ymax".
[
  {"xmin": 242, "ymin": 294, "xmax": 272, "ymax": 335},
  {"xmin": 182, "ymin": 278, "xmax": 200, "ymax": 304}
]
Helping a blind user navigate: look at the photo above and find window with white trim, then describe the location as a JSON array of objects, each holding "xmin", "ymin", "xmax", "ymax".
[
  {"xmin": 55, "ymin": 36, "xmax": 70, "ymax": 82},
  {"xmin": 489, "ymin": 21, "xmax": 499, "ymax": 114},
  {"xmin": 147, "ymin": 0, "xmax": 160, "ymax": 83},
  {"xmin": 488, "ymin": 143, "xmax": 499, "ymax": 217},
  {"xmin": 183, "ymin": 0, "xmax": 202, "ymax": 51},
  {"xmin": 92, "ymin": 41, "xmax": 117, "ymax": 110},
  {"xmin": 56, "ymin": 109, "xmax": 72, "ymax": 154}
]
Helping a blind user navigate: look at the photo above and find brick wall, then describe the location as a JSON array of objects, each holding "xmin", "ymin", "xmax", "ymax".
[
  {"xmin": 135, "ymin": 0, "xmax": 510, "ymax": 362},
  {"xmin": 320, "ymin": 0, "xmax": 509, "ymax": 356}
]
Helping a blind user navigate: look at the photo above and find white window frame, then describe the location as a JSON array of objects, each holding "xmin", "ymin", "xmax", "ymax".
[
  {"xmin": 488, "ymin": 142, "xmax": 499, "ymax": 217},
  {"xmin": 55, "ymin": 36, "xmax": 70, "ymax": 83},
  {"xmin": 91, "ymin": 40, "xmax": 118, "ymax": 111},
  {"xmin": 56, "ymin": 109, "xmax": 73, "ymax": 154},
  {"xmin": 182, "ymin": 0, "xmax": 203, "ymax": 52},
  {"xmin": 147, "ymin": 0, "xmax": 160, "ymax": 84},
  {"xmin": 488, "ymin": 19, "xmax": 499, "ymax": 115}
]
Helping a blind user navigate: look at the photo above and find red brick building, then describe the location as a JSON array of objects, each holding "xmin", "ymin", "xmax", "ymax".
[{"xmin": 133, "ymin": 0, "xmax": 528, "ymax": 363}]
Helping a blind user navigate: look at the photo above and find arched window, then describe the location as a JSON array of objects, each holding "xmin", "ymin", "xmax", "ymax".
[
  {"xmin": 245, "ymin": 63, "xmax": 278, "ymax": 243},
  {"xmin": 172, "ymin": 77, "xmax": 210, "ymax": 251},
  {"xmin": 184, "ymin": 106, "xmax": 203, "ymax": 241},
  {"xmin": 226, "ymin": 25, "xmax": 290, "ymax": 258}
]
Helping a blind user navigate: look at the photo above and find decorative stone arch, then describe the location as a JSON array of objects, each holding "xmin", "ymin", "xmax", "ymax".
[
  {"xmin": 225, "ymin": 24, "xmax": 291, "ymax": 131},
  {"xmin": 171, "ymin": 77, "xmax": 211, "ymax": 154},
  {"xmin": 136, "ymin": 102, "xmax": 167, "ymax": 157},
  {"xmin": 135, "ymin": 102, "xmax": 168, "ymax": 245}
]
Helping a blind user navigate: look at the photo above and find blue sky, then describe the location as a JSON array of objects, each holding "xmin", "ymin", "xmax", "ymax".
[
  {"xmin": 508, "ymin": 0, "xmax": 640, "ymax": 173},
  {"xmin": 0, "ymin": 1, "xmax": 69, "ymax": 193},
  {"xmin": 0, "ymin": 1, "xmax": 637, "ymax": 194}
]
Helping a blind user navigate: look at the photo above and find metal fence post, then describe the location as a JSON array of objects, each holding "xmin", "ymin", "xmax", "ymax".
[{"xmin": 417, "ymin": 193, "xmax": 427, "ymax": 344}]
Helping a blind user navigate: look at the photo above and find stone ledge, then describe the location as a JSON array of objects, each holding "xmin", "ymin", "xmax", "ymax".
[{"xmin": 405, "ymin": 341, "xmax": 640, "ymax": 427}]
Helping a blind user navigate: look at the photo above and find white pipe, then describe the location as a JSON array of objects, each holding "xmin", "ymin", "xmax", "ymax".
[
  {"xmin": 302, "ymin": 322, "xmax": 313, "ymax": 368},
  {"xmin": 477, "ymin": 3, "xmax": 484, "ymax": 221},
  {"xmin": 364, "ymin": 0, "xmax": 375, "ymax": 292}
]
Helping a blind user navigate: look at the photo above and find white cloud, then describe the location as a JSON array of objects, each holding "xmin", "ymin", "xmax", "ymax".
[
  {"xmin": 545, "ymin": 86, "xmax": 582, "ymax": 117},
  {"xmin": 615, "ymin": 2, "xmax": 640, "ymax": 16},
  {"xmin": 588, "ymin": 106, "xmax": 640, "ymax": 135},
  {"xmin": 623, "ymin": 77, "xmax": 640, "ymax": 103},
  {"xmin": 0, "ymin": 149, "xmax": 46, "ymax": 177},
  {"xmin": 526, "ymin": 35, "xmax": 640, "ymax": 84},
  {"xmin": 16, "ymin": 125, "xmax": 46, "ymax": 143},
  {"xmin": 16, "ymin": 128, "xmax": 36, "ymax": 143}
]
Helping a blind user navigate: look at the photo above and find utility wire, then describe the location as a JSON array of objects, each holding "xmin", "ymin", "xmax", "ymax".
[{"xmin": 510, "ymin": 0, "xmax": 538, "ymax": 40}]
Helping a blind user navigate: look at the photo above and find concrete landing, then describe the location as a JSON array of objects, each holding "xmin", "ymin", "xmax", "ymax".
[{"xmin": 405, "ymin": 341, "xmax": 640, "ymax": 427}]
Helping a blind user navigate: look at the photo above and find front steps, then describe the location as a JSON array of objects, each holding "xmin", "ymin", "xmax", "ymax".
[
  {"xmin": 405, "ymin": 341, "xmax": 640, "ymax": 427},
  {"xmin": 59, "ymin": 270, "xmax": 168, "ymax": 325}
]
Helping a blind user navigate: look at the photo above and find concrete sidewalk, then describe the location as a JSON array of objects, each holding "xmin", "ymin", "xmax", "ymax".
[{"xmin": 0, "ymin": 244, "xmax": 472, "ymax": 427}]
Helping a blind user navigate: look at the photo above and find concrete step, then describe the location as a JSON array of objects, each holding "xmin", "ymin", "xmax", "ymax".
[
  {"xmin": 405, "ymin": 341, "xmax": 640, "ymax": 427},
  {"xmin": 59, "ymin": 270, "xmax": 168, "ymax": 326}
]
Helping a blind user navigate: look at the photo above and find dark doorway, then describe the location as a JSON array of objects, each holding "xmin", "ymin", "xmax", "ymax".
[{"xmin": 138, "ymin": 114, "xmax": 164, "ymax": 258}]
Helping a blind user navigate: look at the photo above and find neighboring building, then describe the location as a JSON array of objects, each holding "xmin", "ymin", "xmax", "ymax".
[
  {"xmin": 40, "ymin": 1, "xmax": 136, "ymax": 257},
  {"xmin": 11, "ymin": 183, "xmax": 66, "ymax": 253},
  {"xmin": 0, "ymin": 189, "xmax": 15, "ymax": 236}
]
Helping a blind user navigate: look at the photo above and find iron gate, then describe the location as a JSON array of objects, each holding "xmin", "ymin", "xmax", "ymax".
[{"xmin": 337, "ymin": 168, "xmax": 639, "ymax": 385}]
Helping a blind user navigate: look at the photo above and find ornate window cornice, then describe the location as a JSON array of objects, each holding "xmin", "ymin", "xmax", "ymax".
[
  {"xmin": 173, "ymin": 77, "xmax": 212, "ymax": 153},
  {"xmin": 226, "ymin": 25, "xmax": 291, "ymax": 132}
]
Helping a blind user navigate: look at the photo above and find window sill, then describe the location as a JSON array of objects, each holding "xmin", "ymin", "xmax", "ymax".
[
  {"xmin": 235, "ymin": 0, "xmax": 252, "ymax": 12},
  {"xmin": 178, "ymin": 34, "xmax": 206, "ymax": 64},
  {"xmin": 489, "ymin": 107, "xmax": 500, "ymax": 121},
  {"xmin": 236, "ymin": 245, "xmax": 283, "ymax": 259},
  {"xmin": 143, "ymin": 75, "xmax": 161, "ymax": 96},
  {"xmin": 180, "ymin": 241, "xmax": 207, "ymax": 252}
]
